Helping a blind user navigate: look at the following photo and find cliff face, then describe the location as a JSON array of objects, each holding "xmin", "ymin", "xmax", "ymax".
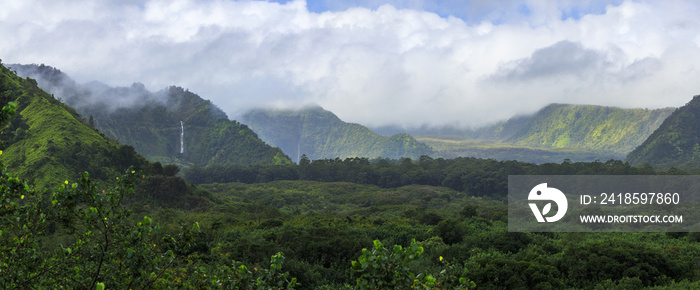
[
  {"xmin": 242, "ymin": 106, "xmax": 434, "ymax": 161},
  {"xmin": 626, "ymin": 96, "xmax": 700, "ymax": 170}
]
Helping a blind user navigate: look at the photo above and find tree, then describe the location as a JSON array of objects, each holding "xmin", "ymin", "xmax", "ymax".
[
  {"xmin": 163, "ymin": 164, "xmax": 180, "ymax": 176},
  {"xmin": 351, "ymin": 239, "xmax": 474, "ymax": 289}
]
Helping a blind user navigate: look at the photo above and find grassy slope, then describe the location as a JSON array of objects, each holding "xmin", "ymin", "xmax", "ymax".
[
  {"xmin": 242, "ymin": 106, "xmax": 434, "ymax": 161},
  {"xmin": 0, "ymin": 63, "xmax": 149, "ymax": 186},
  {"xmin": 626, "ymin": 96, "xmax": 700, "ymax": 170},
  {"xmin": 506, "ymin": 104, "xmax": 674, "ymax": 155}
]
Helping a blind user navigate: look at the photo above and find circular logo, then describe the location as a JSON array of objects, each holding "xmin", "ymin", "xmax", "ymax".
[{"xmin": 528, "ymin": 183, "xmax": 568, "ymax": 223}]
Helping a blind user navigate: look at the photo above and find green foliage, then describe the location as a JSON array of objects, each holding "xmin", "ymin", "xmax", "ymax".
[
  {"xmin": 210, "ymin": 252, "xmax": 298, "ymax": 289},
  {"xmin": 434, "ymin": 218, "xmax": 465, "ymax": 245},
  {"xmin": 351, "ymin": 239, "xmax": 475, "ymax": 289},
  {"xmin": 242, "ymin": 106, "xmax": 434, "ymax": 161},
  {"xmin": 627, "ymin": 95, "xmax": 700, "ymax": 171},
  {"xmin": 0, "ymin": 166, "xmax": 170, "ymax": 287},
  {"xmin": 0, "ymin": 165, "xmax": 296, "ymax": 288},
  {"xmin": 352, "ymin": 239, "xmax": 424, "ymax": 288},
  {"xmin": 2, "ymin": 144, "xmax": 700, "ymax": 289},
  {"xmin": 181, "ymin": 158, "xmax": 700, "ymax": 288},
  {"xmin": 186, "ymin": 156, "xmax": 660, "ymax": 200}
]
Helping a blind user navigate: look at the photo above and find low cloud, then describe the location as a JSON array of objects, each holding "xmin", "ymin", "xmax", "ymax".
[
  {"xmin": 492, "ymin": 41, "xmax": 612, "ymax": 82},
  {"xmin": 1, "ymin": 0, "xmax": 700, "ymax": 128}
]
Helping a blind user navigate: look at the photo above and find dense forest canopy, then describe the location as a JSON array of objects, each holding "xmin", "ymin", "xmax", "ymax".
[{"xmin": 184, "ymin": 155, "xmax": 669, "ymax": 199}]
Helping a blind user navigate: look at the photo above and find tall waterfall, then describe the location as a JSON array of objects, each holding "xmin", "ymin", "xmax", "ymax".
[
  {"xmin": 180, "ymin": 121, "xmax": 184, "ymax": 154},
  {"xmin": 297, "ymin": 139, "xmax": 301, "ymax": 163}
]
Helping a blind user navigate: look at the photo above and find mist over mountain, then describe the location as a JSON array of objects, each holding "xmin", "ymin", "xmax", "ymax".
[
  {"xmin": 377, "ymin": 103, "xmax": 674, "ymax": 163},
  {"xmin": 241, "ymin": 106, "xmax": 434, "ymax": 161},
  {"xmin": 372, "ymin": 114, "xmax": 533, "ymax": 140},
  {"xmin": 8, "ymin": 64, "xmax": 165, "ymax": 113},
  {"xmin": 9, "ymin": 63, "xmax": 676, "ymax": 166},
  {"xmin": 9, "ymin": 64, "xmax": 290, "ymax": 167},
  {"xmin": 0, "ymin": 62, "xmax": 151, "ymax": 186}
]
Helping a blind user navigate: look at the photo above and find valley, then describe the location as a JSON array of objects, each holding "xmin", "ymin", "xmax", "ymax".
[{"xmin": 2, "ymin": 61, "xmax": 700, "ymax": 288}]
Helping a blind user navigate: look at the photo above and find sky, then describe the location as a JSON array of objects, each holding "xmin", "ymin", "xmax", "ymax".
[{"xmin": 2, "ymin": 0, "xmax": 700, "ymax": 128}]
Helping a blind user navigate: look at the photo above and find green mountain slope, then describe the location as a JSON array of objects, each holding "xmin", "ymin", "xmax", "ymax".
[
  {"xmin": 9, "ymin": 64, "xmax": 290, "ymax": 167},
  {"xmin": 0, "ymin": 62, "xmax": 150, "ymax": 186},
  {"xmin": 375, "ymin": 104, "xmax": 673, "ymax": 163},
  {"xmin": 504, "ymin": 104, "xmax": 674, "ymax": 155},
  {"xmin": 241, "ymin": 106, "xmax": 434, "ymax": 161},
  {"xmin": 626, "ymin": 96, "xmax": 700, "ymax": 170},
  {"xmin": 467, "ymin": 115, "xmax": 533, "ymax": 141},
  {"xmin": 407, "ymin": 104, "xmax": 672, "ymax": 162}
]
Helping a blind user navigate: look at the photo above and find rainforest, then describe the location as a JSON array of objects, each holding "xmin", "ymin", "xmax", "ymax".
[{"xmin": 3, "ymin": 58, "xmax": 700, "ymax": 288}]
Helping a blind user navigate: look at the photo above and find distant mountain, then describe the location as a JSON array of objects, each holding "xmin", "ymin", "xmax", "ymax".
[
  {"xmin": 626, "ymin": 96, "xmax": 700, "ymax": 170},
  {"xmin": 504, "ymin": 104, "xmax": 674, "ymax": 155},
  {"xmin": 380, "ymin": 104, "xmax": 674, "ymax": 163},
  {"xmin": 0, "ymin": 62, "xmax": 151, "ymax": 186},
  {"xmin": 9, "ymin": 64, "xmax": 291, "ymax": 167},
  {"xmin": 372, "ymin": 114, "xmax": 532, "ymax": 141},
  {"xmin": 241, "ymin": 106, "xmax": 434, "ymax": 161}
]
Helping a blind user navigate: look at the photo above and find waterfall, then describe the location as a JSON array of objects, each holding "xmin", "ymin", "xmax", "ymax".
[
  {"xmin": 180, "ymin": 121, "xmax": 184, "ymax": 154},
  {"xmin": 297, "ymin": 123, "xmax": 303, "ymax": 163}
]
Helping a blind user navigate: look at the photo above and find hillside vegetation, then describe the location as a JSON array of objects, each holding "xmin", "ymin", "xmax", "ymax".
[
  {"xmin": 0, "ymin": 62, "xmax": 150, "ymax": 186},
  {"xmin": 627, "ymin": 95, "xmax": 700, "ymax": 170},
  {"xmin": 505, "ymin": 104, "xmax": 673, "ymax": 155},
  {"xmin": 9, "ymin": 64, "xmax": 290, "ymax": 167},
  {"xmin": 241, "ymin": 106, "xmax": 434, "ymax": 161},
  {"xmin": 405, "ymin": 104, "xmax": 673, "ymax": 163}
]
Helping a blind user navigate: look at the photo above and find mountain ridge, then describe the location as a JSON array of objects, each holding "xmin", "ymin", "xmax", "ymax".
[
  {"xmin": 241, "ymin": 106, "xmax": 435, "ymax": 161},
  {"xmin": 0, "ymin": 62, "xmax": 151, "ymax": 186},
  {"xmin": 505, "ymin": 103, "xmax": 674, "ymax": 155},
  {"xmin": 626, "ymin": 95, "xmax": 700, "ymax": 170},
  {"xmin": 9, "ymin": 64, "xmax": 291, "ymax": 167},
  {"xmin": 379, "ymin": 103, "xmax": 674, "ymax": 163}
]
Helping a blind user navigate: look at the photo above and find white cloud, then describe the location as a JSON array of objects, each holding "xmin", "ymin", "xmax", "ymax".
[{"xmin": 1, "ymin": 0, "xmax": 700, "ymax": 128}]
